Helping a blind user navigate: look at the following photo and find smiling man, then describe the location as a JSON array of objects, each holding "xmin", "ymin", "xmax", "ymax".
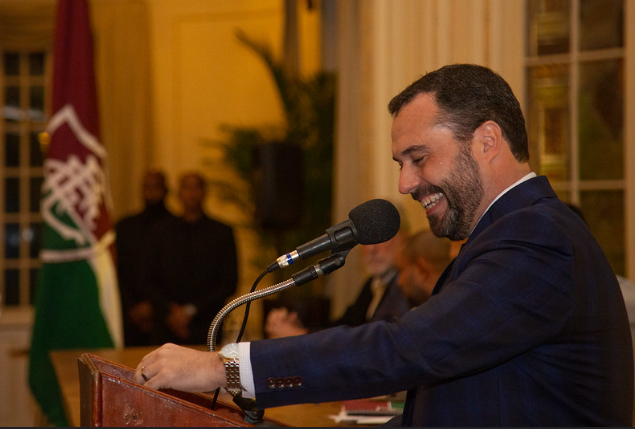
[{"xmin": 133, "ymin": 64, "xmax": 633, "ymax": 426}]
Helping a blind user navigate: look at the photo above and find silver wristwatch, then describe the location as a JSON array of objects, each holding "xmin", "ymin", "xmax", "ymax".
[{"xmin": 218, "ymin": 343, "xmax": 242, "ymax": 396}]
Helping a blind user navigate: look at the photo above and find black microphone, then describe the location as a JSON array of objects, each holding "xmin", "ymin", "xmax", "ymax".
[{"xmin": 267, "ymin": 198, "xmax": 401, "ymax": 272}]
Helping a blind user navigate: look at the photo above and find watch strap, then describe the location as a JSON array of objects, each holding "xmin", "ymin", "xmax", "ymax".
[{"xmin": 223, "ymin": 356, "xmax": 242, "ymax": 395}]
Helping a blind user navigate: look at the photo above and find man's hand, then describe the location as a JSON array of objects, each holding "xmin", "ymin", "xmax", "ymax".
[{"xmin": 134, "ymin": 343, "xmax": 226, "ymax": 392}]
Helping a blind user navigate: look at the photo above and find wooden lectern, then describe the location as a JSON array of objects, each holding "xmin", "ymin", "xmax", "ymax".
[{"xmin": 77, "ymin": 353, "xmax": 287, "ymax": 427}]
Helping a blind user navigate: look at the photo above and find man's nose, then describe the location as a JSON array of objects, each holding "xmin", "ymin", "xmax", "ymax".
[{"xmin": 398, "ymin": 166, "xmax": 421, "ymax": 195}]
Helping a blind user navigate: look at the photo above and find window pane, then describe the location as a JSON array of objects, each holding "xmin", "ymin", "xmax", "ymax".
[
  {"xmin": 578, "ymin": 59, "xmax": 623, "ymax": 180},
  {"xmin": 29, "ymin": 53, "xmax": 45, "ymax": 76},
  {"xmin": 5, "ymin": 223, "xmax": 20, "ymax": 259},
  {"xmin": 526, "ymin": 63, "xmax": 570, "ymax": 181},
  {"xmin": 3, "ymin": 86, "xmax": 20, "ymax": 121},
  {"xmin": 5, "ymin": 132, "xmax": 20, "ymax": 167},
  {"xmin": 30, "ymin": 177, "xmax": 44, "ymax": 213},
  {"xmin": 29, "ymin": 86, "xmax": 45, "ymax": 122},
  {"xmin": 579, "ymin": 0, "xmax": 623, "ymax": 51},
  {"xmin": 30, "ymin": 132, "xmax": 44, "ymax": 167},
  {"xmin": 5, "ymin": 177, "xmax": 20, "ymax": 213},
  {"xmin": 526, "ymin": 0, "xmax": 570, "ymax": 56},
  {"xmin": 3, "ymin": 52, "xmax": 20, "ymax": 76},
  {"xmin": 4, "ymin": 269, "xmax": 20, "ymax": 306},
  {"xmin": 580, "ymin": 190, "xmax": 624, "ymax": 275},
  {"xmin": 27, "ymin": 222, "xmax": 41, "ymax": 258}
]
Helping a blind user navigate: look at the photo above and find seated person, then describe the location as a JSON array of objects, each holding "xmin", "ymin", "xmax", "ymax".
[
  {"xmin": 265, "ymin": 228, "xmax": 410, "ymax": 338},
  {"xmin": 395, "ymin": 229, "xmax": 453, "ymax": 307}
]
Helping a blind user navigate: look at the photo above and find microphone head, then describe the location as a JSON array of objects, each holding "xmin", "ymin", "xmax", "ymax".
[{"xmin": 348, "ymin": 199, "xmax": 401, "ymax": 245}]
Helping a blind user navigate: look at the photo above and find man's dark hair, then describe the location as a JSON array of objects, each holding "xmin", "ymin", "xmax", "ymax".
[{"xmin": 388, "ymin": 64, "xmax": 529, "ymax": 162}]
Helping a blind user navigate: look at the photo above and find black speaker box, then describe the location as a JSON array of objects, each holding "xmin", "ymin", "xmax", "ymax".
[{"xmin": 253, "ymin": 142, "xmax": 304, "ymax": 229}]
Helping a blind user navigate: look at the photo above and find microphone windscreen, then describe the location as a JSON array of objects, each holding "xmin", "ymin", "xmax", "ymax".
[{"xmin": 349, "ymin": 199, "xmax": 401, "ymax": 245}]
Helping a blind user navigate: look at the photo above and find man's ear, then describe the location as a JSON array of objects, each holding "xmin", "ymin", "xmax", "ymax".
[{"xmin": 473, "ymin": 121, "xmax": 503, "ymax": 162}]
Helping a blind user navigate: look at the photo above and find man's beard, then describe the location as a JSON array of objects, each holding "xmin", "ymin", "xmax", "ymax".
[{"xmin": 415, "ymin": 146, "xmax": 484, "ymax": 241}]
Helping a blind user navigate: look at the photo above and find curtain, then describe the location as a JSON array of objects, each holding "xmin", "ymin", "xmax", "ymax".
[{"xmin": 90, "ymin": 0, "xmax": 154, "ymax": 220}]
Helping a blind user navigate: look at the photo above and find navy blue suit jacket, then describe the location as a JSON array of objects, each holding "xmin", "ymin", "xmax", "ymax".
[{"xmin": 250, "ymin": 176, "xmax": 633, "ymax": 426}]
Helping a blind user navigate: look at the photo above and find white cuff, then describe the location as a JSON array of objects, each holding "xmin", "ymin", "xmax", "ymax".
[{"xmin": 238, "ymin": 342, "xmax": 255, "ymax": 399}]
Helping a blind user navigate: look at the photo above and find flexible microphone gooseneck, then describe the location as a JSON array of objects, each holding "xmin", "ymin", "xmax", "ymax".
[
  {"xmin": 207, "ymin": 253, "xmax": 348, "ymax": 424},
  {"xmin": 207, "ymin": 199, "xmax": 401, "ymax": 424}
]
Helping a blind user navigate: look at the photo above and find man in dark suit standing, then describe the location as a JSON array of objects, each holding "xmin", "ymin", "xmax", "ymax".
[
  {"xmin": 145, "ymin": 172, "xmax": 238, "ymax": 346},
  {"xmin": 134, "ymin": 64, "xmax": 633, "ymax": 426},
  {"xmin": 115, "ymin": 169, "xmax": 175, "ymax": 346}
]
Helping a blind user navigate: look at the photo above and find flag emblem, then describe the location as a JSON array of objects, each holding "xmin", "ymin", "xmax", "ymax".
[{"xmin": 41, "ymin": 104, "xmax": 114, "ymax": 261}]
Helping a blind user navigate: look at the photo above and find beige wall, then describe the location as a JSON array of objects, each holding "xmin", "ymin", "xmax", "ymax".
[
  {"xmin": 137, "ymin": 0, "xmax": 322, "ymax": 338},
  {"xmin": 63, "ymin": 0, "xmax": 325, "ymax": 340},
  {"xmin": 91, "ymin": 0, "xmax": 155, "ymax": 222},
  {"xmin": 101, "ymin": 0, "xmax": 319, "ymax": 218}
]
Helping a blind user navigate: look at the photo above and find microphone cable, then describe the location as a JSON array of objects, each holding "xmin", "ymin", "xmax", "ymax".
[{"xmin": 235, "ymin": 268, "xmax": 269, "ymax": 343}]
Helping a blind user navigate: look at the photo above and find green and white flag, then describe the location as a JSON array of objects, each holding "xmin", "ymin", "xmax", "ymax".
[{"xmin": 28, "ymin": 0, "xmax": 123, "ymax": 426}]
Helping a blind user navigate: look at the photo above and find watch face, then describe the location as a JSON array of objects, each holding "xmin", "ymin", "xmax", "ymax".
[{"xmin": 221, "ymin": 343, "xmax": 239, "ymax": 359}]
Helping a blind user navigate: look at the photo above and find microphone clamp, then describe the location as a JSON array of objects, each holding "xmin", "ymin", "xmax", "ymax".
[{"xmin": 274, "ymin": 251, "xmax": 300, "ymax": 269}]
